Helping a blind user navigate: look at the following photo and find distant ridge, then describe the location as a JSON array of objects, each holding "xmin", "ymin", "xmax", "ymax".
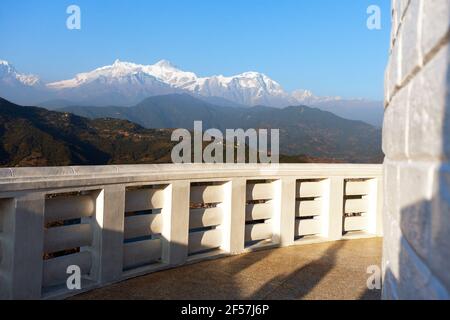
[
  {"xmin": 0, "ymin": 97, "xmax": 175, "ymax": 166},
  {"xmin": 59, "ymin": 94, "xmax": 383, "ymax": 163},
  {"xmin": 0, "ymin": 96, "xmax": 347, "ymax": 166}
]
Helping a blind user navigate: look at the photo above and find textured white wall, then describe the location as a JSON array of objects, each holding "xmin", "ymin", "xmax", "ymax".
[{"xmin": 383, "ymin": 0, "xmax": 450, "ymax": 299}]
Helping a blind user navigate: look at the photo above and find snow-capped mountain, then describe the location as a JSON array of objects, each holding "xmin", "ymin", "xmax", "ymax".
[
  {"xmin": 146, "ymin": 60, "xmax": 293, "ymax": 107},
  {"xmin": 46, "ymin": 60, "xmax": 180, "ymax": 106},
  {"xmin": 0, "ymin": 58, "xmax": 341, "ymax": 107},
  {"xmin": 0, "ymin": 58, "xmax": 383, "ymax": 125},
  {"xmin": 0, "ymin": 60, "xmax": 42, "ymax": 87},
  {"xmin": 0, "ymin": 60, "xmax": 48, "ymax": 105},
  {"xmin": 46, "ymin": 59, "xmax": 300, "ymax": 106}
]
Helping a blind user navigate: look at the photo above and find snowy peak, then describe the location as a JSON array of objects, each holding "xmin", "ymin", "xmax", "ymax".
[
  {"xmin": 0, "ymin": 60, "xmax": 15, "ymax": 73},
  {"xmin": 292, "ymin": 89, "xmax": 314, "ymax": 100},
  {"xmin": 236, "ymin": 71, "xmax": 284, "ymax": 93},
  {"xmin": 111, "ymin": 59, "xmax": 138, "ymax": 69},
  {"xmin": 16, "ymin": 73, "xmax": 41, "ymax": 86},
  {"xmin": 48, "ymin": 59, "xmax": 196, "ymax": 91},
  {"xmin": 0, "ymin": 60, "xmax": 41, "ymax": 86},
  {"xmin": 153, "ymin": 59, "xmax": 178, "ymax": 69},
  {"xmin": 48, "ymin": 60, "xmax": 160, "ymax": 90}
]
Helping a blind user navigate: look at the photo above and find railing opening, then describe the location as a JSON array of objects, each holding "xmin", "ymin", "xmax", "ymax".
[
  {"xmin": 343, "ymin": 179, "xmax": 372, "ymax": 235},
  {"xmin": 43, "ymin": 191, "xmax": 97, "ymax": 294},
  {"xmin": 295, "ymin": 179, "xmax": 326, "ymax": 240},
  {"xmin": 189, "ymin": 182, "xmax": 225, "ymax": 256},
  {"xmin": 245, "ymin": 179, "xmax": 275, "ymax": 248},
  {"xmin": 123, "ymin": 184, "xmax": 166, "ymax": 271}
]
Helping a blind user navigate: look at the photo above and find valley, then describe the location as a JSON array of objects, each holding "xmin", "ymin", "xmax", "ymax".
[
  {"xmin": 0, "ymin": 97, "xmax": 354, "ymax": 167},
  {"xmin": 57, "ymin": 94, "xmax": 383, "ymax": 163}
]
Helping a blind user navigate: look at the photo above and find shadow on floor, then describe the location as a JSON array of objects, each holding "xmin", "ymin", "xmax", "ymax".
[{"xmin": 73, "ymin": 238, "xmax": 382, "ymax": 300}]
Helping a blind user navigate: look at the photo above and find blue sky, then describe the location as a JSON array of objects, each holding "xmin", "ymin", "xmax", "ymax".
[{"xmin": 0, "ymin": 0, "xmax": 391, "ymax": 100}]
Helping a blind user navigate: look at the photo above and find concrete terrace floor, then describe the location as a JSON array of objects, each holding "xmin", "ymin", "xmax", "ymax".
[{"xmin": 73, "ymin": 238, "xmax": 382, "ymax": 300}]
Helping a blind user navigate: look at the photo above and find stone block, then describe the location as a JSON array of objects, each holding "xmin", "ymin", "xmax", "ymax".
[
  {"xmin": 408, "ymin": 45, "xmax": 449, "ymax": 160},
  {"xmin": 383, "ymin": 159, "xmax": 400, "ymax": 223},
  {"xmin": 397, "ymin": 236, "xmax": 449, "ymax": 299},
  {"xmin": 400, "ymin": 0, "xmax": 421, "ymax": 81},
  {"xmin": 422, "ymin": 0, "xmax": 450, "ymax": 57},
  {"xmin": 382, "ymin": 85, "xmax": 409, "ymax": 160},
  {"xmin": 385, "ymin": 217, "xmax": 403, "ymax": 283},
  {"xmin": 429, "ymin": 164, "xmax": 450, "ymax": 289},
  {"xmin": 398, "ymin": 162, "xmax": 435, "ymax": 261},
  {"xmin": 386, "ymin": 36, "xmax": 402, "ymax": 100}
]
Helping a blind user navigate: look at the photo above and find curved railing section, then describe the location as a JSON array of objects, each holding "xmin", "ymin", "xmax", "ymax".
[{"xmin": 0, "ymin": 164, "xmax": 383, "ymax": 299}]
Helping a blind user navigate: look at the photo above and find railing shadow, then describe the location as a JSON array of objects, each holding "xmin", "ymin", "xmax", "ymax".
[
  {"xmin": 71, "ymin": 233, "xmax": 382, "ymax": 300},
  {"xmin": 249, "ymin": 241, "xmax": 346, "ymax": 299}
]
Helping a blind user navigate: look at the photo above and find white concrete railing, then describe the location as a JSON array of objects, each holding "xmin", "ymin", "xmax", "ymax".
[{"xmin": 0, "ymin": 163, "xmax": 383, "ymax": 299}]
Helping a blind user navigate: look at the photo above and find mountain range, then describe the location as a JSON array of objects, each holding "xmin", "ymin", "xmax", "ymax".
[
  {"xmin": 0, "ymin": 96, "xmax": 352, "ymax": 166},
  {"xmin": 57, "ymin": 93, "xmax": 383, "ymax": 163},
  {"xmin": 0, "ymin": 59, "xmax": 383, "ymax": 126}
]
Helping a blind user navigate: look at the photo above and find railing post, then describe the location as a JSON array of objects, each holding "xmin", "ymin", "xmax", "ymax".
[
  {"xmin": 161, "ymin": 181, "xmax": 190, "ymax": 266},
  {"xmin": 221, "ymin": 178, "xmax": 246, "ymax": 254},
  {"xmin": 272, "ymin": 178, "xmax": 296, "ymax": 247},
  {"xmin": 326, "ymin": 177, "xmax": 344, "ymax": 240},
  {"xmin": 91, "ymin": 186, "xmax": 125, "ymax": 284},
  {"xmin": 368, "ymin": 177, "xmax": 383, "ymax": 236},
  {"xmin": 9, "ymin": 192, "xmax": 45, "ymax": 299}
]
